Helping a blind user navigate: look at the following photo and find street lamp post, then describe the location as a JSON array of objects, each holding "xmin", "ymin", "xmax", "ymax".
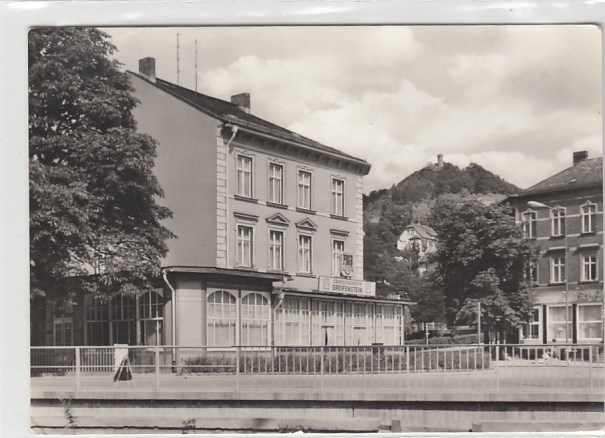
[{"xmin": 527, "ymin": 201, "xmax": 570, "ymax": 344}]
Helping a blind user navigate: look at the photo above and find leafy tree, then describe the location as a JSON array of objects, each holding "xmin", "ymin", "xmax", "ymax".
[
  {"xmin": 380, "ymin": 197, "xmax": 413, "ymax": 236},
  {"xmin": 29, "ymin": 28, "xmax": 174, "ymax": 306},
  {"xmin": 428, "ymin": 198, "xmax": 537, "ymax": 339}
]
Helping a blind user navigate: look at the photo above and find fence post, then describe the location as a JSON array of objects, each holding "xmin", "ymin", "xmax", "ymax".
[
  {"xmin": 154, "ymin": 345, "xmax": 160, "ymax": 391},
  {"xmin": 75, "ymin": 347, "xmax": 81, "ymax": 391},
  {"xmin": 589, "ymin": 346, "xmax": 593, "ymax": 391},
  {"xmin": 495, "ymin": 345, "xmax": 500, "ymax": 393},
  {"xmin": 235, "ymin": 346, "xmax": 241, "ymax": 391},
  {"xmin": 320, "ymin": 346, "xmax": 325, "ymax": 390}
]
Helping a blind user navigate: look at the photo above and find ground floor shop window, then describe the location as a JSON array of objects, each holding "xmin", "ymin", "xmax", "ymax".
[
  {"xmin": 377, "ymin": 305, "xmax": 402, "ymax": 345},
  {"xmin": 139, "ymin": 291, "xmax": 163, "ymax": 346},
  {"xmin": 207, "ymin": 290, "xmax": 238, "ymax": 347},
  {"xmin": 207, "ymin": 289, "xmax": 271, "ymax": 347},
  {"xmin": 313, "ymin": 300, "xmax": 344, "ymax": 345},
  {"xmin": 111, "ymin": 295, "xmax": 137, "ymax": 345},
  {"xmin": 85, "ymin": 297, "xmax": 110, "ymax": 345},
  {"xmin": 547, "ymin": 305, "xmax": 573, "ymax": 342},
  {"xmin": 349, "ymin": 303, "xmax": 371, "ymax": 345},
  {"xmin": 275, "ymin": 297, "xmax": 310, "ymax": 345},
  {"xmin": 84, "ymin": 291, "xmax": 164, "ymax": 346},
  {"xmin": 522, "ymin": 307, "xmax": 541, "ymax": 341},
  {"xmin": 53, "ymin": 317, "xmax": 73, "ymax": 346},
  {"xmin": 241, "ymin": 293, "xmax": 271, "ymax": 346},
  {"xmin": 578, "ymin": 304, "xmax": 603, "ymax": 341}
]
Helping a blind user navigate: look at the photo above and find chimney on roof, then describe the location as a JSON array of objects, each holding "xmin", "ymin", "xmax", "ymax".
[
  {"xmin": 139, "ymin": 57, "xmax": 156, "ymax": 83},
  {"xmin": 573, "ymin": 150, "xmax": 588, "ymax": 166},
  {"xmin": 437, "ymin": 154, "xmax": 444, "ymax": 168},
  {"xmin": 231, "ymin": 93, "xmax": 251, "ymax": 114}
]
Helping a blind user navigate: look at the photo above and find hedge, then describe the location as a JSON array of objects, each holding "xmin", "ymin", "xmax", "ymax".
[{"xmin": 180, "ymin": 346, "xmax": 490, "ymax": 375}]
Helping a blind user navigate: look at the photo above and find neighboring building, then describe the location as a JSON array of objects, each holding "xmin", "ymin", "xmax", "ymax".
[
  {"xmin": 397, "ymin": 223, "xmax": 438, "ymax": 276},
  {"xmin": 505, "ymin": 151, "xmax": 603, "ymax": 345},
  {"xmin": 40, "ymin": 57, "xmax": 411, "ymax": 349}
]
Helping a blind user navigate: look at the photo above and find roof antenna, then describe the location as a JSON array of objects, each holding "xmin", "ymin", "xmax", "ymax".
[
  {"xmin": 195, "ymin": 39, "xmax": 198, "ymax": 92},
  {"xmin": 176, "ymin": 33, "xmax": 181, "ymax": 86}
]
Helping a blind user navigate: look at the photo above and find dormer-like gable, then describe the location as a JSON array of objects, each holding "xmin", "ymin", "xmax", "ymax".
[{"xmin": 295, "ymin": 218, "xmax": 318, "ymax": 233}]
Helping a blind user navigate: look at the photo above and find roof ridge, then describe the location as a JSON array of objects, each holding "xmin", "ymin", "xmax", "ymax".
[
  {"xmin": 129, "ymin": 72, "xmax": 368, "ymax": 167},
  {"xmin": 525, "ymin": 156, "xmax": 602, "ymax": 191}
]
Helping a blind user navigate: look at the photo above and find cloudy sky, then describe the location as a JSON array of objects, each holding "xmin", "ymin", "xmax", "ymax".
[{"xmin": 105, "ymin": 26, "xmax": 602, "ymax": 193}]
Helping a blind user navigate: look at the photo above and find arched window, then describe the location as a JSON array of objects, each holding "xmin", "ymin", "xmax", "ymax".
[
  {"xmin": 111, "ymin": 295, "xmax": 136, "ymax": 345},
  {"xmin": 241, "ymin": 293, "xmax": 270, "ymax": 346},
  {"xmin": 139, "ymin": 291, "xmax": 163, "ymax": 346},
  {"xmin": 207, "ymin": 290, "xmax": 237, "ymax": 347},
  {"xmin": 581, "ymin": 202, "xmax": 597, "ymax": 234},
  {"xmin": 521, "ymin": 210, "xmax": 537, "ymax": 239},
  {"xmin": 550, "ymin": 207, "xmax": 566, "ymax": 237}
]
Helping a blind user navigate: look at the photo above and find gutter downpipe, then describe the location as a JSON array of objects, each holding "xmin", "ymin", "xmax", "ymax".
[{"xmin": 161, "ymin": 268, "xmax": 177, "ymax": 369}]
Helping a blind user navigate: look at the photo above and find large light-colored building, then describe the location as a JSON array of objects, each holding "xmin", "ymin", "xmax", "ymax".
[
  {"xmin": 506, "ymin": 151, "xmax": 603, "ymax": 345},
  {"xmin": 42, "ymin": 57, "xmax": 411, "ymax": 349}
]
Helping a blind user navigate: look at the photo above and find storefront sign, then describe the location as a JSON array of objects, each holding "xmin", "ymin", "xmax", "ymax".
[
  {"xmin": 318, "ymin": 276, "xmax": 376, "ymax": 297},
  {"xmin": 576, "ymin": 289, "xmax": 604, "ymax": 302}
]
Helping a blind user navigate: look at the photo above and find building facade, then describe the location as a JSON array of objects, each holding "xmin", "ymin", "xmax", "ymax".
[
  {"xmin": 506, "ymin": 151, "xmax": 603, "ymax": 345},
  {"xmin": 39, "ymin": 57, "xmax": 410, "ymax": 348}
]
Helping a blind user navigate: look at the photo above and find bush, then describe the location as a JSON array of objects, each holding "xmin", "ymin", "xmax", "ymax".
[{"xmin": 406, "ymin": 333, "xmax": 478, "ymax": 345}]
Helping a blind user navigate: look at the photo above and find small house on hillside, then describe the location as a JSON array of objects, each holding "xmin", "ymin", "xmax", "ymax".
[{"xmin": 397, "ymin": 223, "xmax": 438, "ymax": 276}]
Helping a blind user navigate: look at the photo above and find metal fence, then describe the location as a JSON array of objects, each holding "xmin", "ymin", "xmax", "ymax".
[{"xmin": 30, "ymin": 343, "xmax": 604, "ymax": 394}]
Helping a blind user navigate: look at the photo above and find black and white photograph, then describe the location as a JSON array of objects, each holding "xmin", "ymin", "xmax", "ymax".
[{"xmin": 20, "ymin": 21, "xmax": 605, "ymax": 435}]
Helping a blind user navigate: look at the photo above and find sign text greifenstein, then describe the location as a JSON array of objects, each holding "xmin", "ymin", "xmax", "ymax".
[{"xmin": 318, "ymin": 276, "xmax": 376, "ymax": 297}]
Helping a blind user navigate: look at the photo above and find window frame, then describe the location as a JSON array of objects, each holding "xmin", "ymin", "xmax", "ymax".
[
  {"xmin": 268, "ymin": 162, "xmax": 284, "ymax": 205},
  {"xmin": 331, "ymin": 177, "xmax": 345, "ymax": 216},
  {"xmin": 236, "ymin": 154, "xmax": 254, "ymax": 199},
  {"xmin": 297, "ymin": 233, "xmax": 313, "ymax": 274},
  {"xmin": 331, "ymin": 238, "xmax": 346, "ymax": 277},
  {"xmin": 268, "ymin": 229, "xmax": 284, "ymax": 271},
  {"xmin": 581, "ymin": 253, "xmax": 598, "ymax": 282},
  {"xmin": 297, "ymin": 170, "xmax": 313, "ymax": 210},
  {"xmin": 577, "ymin": 303, "xmax": 603, "ymax": 341},
  {"xmin": 550, "ymin": 255, "xmax": 566, "ymax": 284},
  {"xmin": 236, "ymin": 224, "xmax": 254, "ymax": 268},
  {"xmin": 521, "ymin": 210, "xmax": 537, "ymax": 239},
  {"xmin": 550, "ymin": 206, "xmax": 566, "ymax": 237},
  {"xmin": 547, "ymin": 304, "xmax": 573, "ymax": 342},
  {"xmin": 240, "ymin": 292, "xmax": 271, "ymax": 346},
  {"xmin": 581, "ymin": 202, "xmax": 597, "ymax": 234},
  {"xmin": 206, "ymin": 289, "xmax": 238, "ymax": 347}
]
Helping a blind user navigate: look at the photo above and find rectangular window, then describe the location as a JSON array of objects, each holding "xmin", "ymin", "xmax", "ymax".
[
  {"xmin": 298, "ymin": 234, "xmax": 312, "ymax": 273},
  {"xmin": 522, "ymin": 211, "xmax": 537, "ymax": 239},
  {"xmin": 551, "ymin": 256, "xmax": 565, "ymax": 284},
  {"xmin": 551, "ymin": 208, "xmax": 566, "ymax": 237},
  {"xmin": 269, "ymin": 230, "xmax": 284, "ymax": 271},
  {"xmin": 523, "ymin": 308, "xmax": 540, "ymax": 340},
  {"xmin": 581, "ymin": 203, "xmax": 597, "ymax": 233},
  {"xmin": 298, "ymin": 171, "xmax": 312, "ymax": 209},
  {"xmin": 268, "ymin": 163, "xmax": 283, "ymax": 204},
  {"xmin": 53, "ymin": 317, "xmax": 73, "ymax": 346},
  {"xmin": 331, "ymin": 178, "xmax": 345, "ymax": 216},
  {"xmin": 275, "ymin": 297, "xmax": 310, "ymax": 346},
  {"xmin": 237, "ymin": 155, "xmax": 253, "ymax": 198},
  {"xmin": 529, "ymin": 261, "xmax": 538, "ymax": 283},
  {"xmin": 581, "ymin": 254, "xmax": 597, "ymax": 281},
  {"xmin": 237, "ymin": 225, "xmax": 253, "ymax": 267},
  {"xmin": 547, "ymin": 306, "xmax": 572, "ymax": 342},
  {"xmin": 332, "ymin": 239, "xmax": 345, "ymax": 277},
  {"xmin": 578, "ymin": 304, "xmax": 603, "ymax": 340}
]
